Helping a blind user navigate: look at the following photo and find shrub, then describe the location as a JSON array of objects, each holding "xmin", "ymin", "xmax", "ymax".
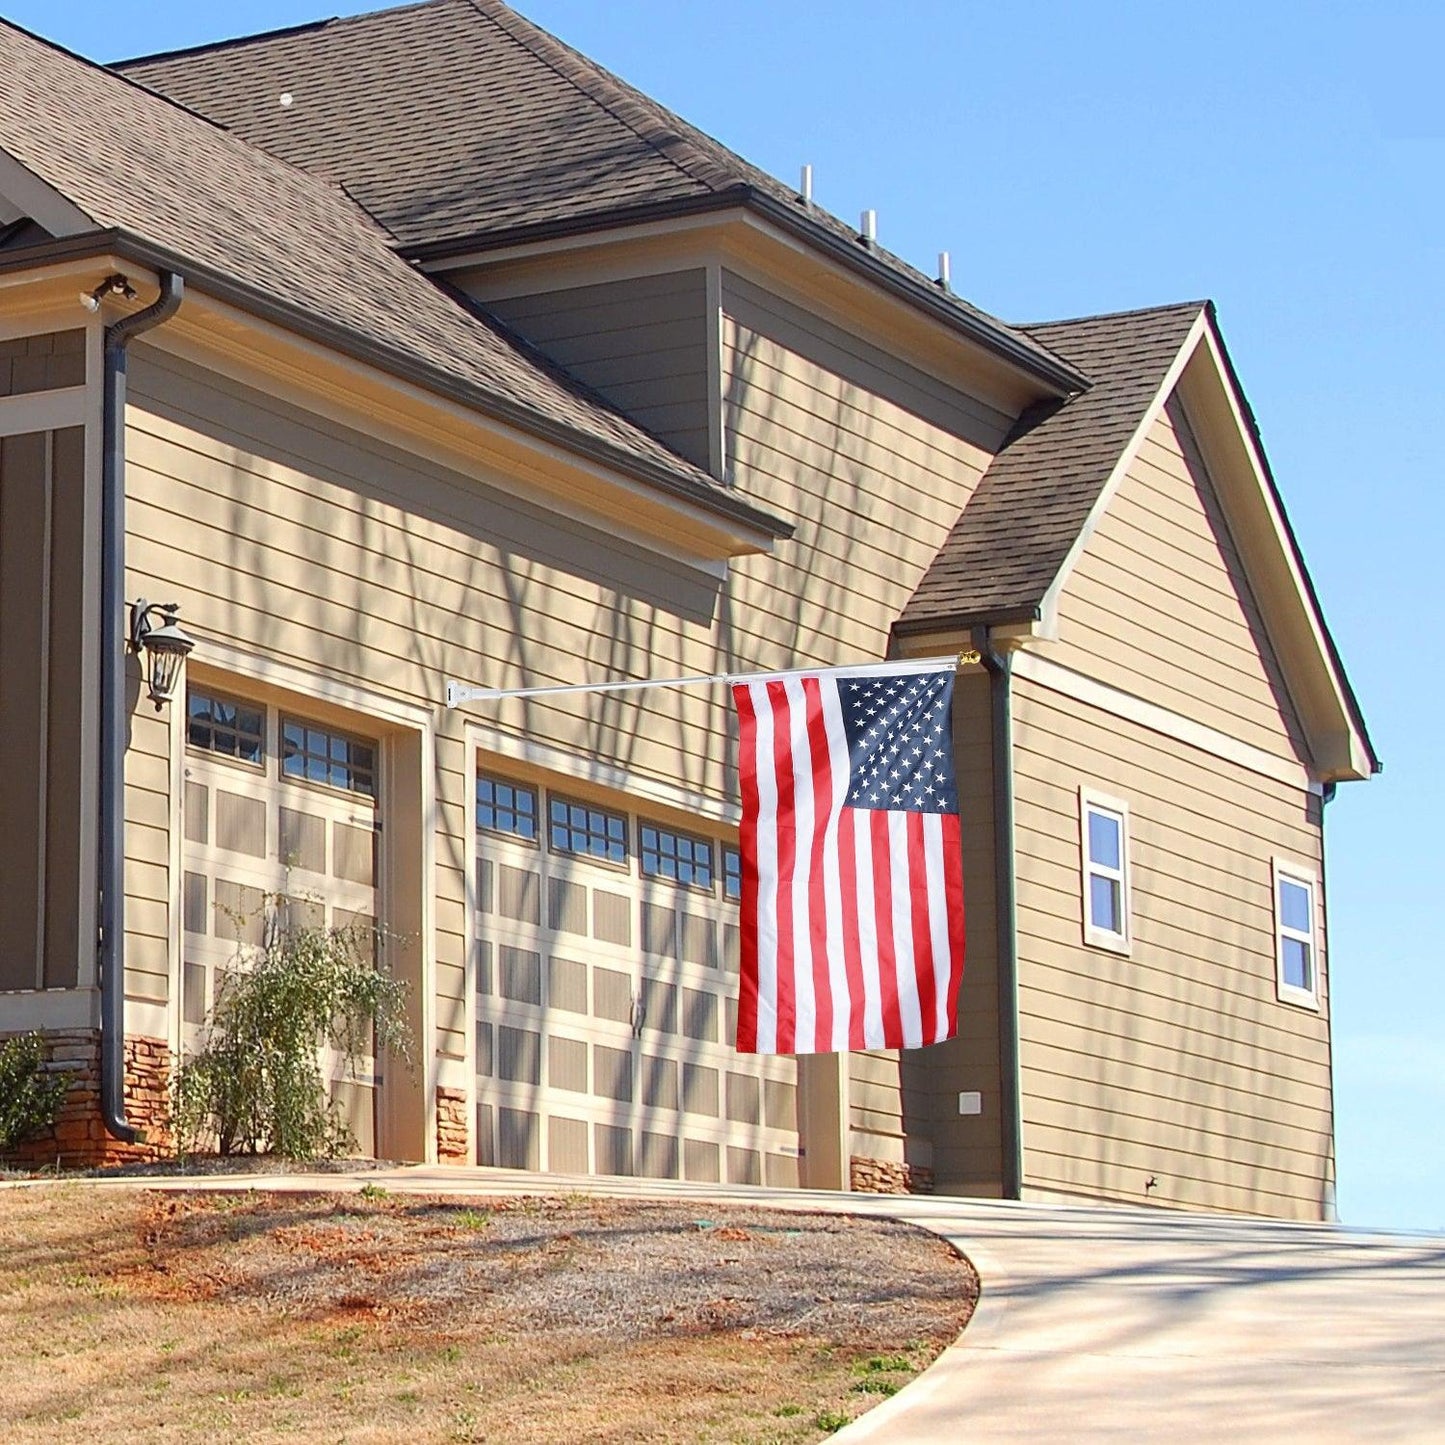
[
  {"xmin": 171, "ymin": 914, "xmax": 409, "ymax": 1160},
  {"xmin": 0, "ymin": 1032, "xmax": 69, "ymax": 1153}
]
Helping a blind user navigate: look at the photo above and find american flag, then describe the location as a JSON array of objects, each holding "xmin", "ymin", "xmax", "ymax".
[{"xmin": 732, "ymin": 662, "xmax": 965, "ymax": 1055}]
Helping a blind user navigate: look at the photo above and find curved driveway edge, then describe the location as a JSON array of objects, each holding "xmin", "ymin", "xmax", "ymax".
[{"xmin": 5, "ymin": 1168, "xmax": 1442, "ymax": 1441}]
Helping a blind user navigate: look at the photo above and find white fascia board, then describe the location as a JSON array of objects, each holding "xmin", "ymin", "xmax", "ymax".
[
  {"xmin": 1036, "ymin": 308, "xmax": 1209, "ymax": 637},
  {"xmin": 0, "ymin": 149, "xmax": 94, "ymax": 238},
  {"xmin": 1188, "ymin": 322, "xmax": 1373, "ymax": 780}
]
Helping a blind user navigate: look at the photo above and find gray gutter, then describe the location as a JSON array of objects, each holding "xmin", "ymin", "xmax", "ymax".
[
  {"xmin": 895, "ymin": 603, "xmax": 1042, "ymax": 638},
  {"xmin": 974, "ymin": 628, "xmax": 1023, "ymax": 1201},
  {"xmin": 0, "ymin": 230, "xmax": 792, "ymax": 544},
  {"xmin": 99, "ymin": 270, "xmax": 184, "ymax": 1144},
  {"xmin": 403, "ymin": 191, "xmax": 1090, "ymax": 399}
]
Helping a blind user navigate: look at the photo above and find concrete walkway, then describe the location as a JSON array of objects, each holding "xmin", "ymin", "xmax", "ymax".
[{"xmin": 9, "ymin": 1166, "xmax": 1444, "ymax": 1441}]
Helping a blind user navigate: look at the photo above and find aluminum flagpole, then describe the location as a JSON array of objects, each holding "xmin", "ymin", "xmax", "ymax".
[{"xmin": 444, "ymin": 652, "xmax": 976, "ymax": 708}]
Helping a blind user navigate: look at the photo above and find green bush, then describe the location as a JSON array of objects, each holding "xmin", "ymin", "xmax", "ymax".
[
  {"xmin": 0, "ymin": 1032, "xmax": 69, "ymax": 1153},
  {"xmin": 171, "ymin": 914, "xmax": 409, "ymax": 1161}
]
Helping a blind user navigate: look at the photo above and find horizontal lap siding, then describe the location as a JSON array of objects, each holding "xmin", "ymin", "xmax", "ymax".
[
  {"xmin": 1049, "ymin": 401, "xmax": 1310, "ymax": 763},
  {"xmin": 1012, "ymin": 673, "xmax": 1331, "ymax": 1220},
  {"xmin": 485, "ymin": 271, "xmax": 713, "ymax": 472},
  {"xmin": 718, "ymin": 282, "xmax": 1007, "ymax": 1193}
]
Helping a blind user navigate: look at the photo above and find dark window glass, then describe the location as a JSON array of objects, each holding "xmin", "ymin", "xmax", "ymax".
[
  {"xmin": 186, "ymin": 688, "xmax": 264, "ymax": 764},
  {"xmin": 640, "ymin": 823, "xmax": 714, "ymax": 889},
  {"xmin": 477, "ymin": 774, "xmax": 538, "ymax": 840},
  {"xmin": 280, "ymin": 717, "xmax": 375, "ymax": 797},
  {"xmin": 549, "ymin": 796, "xmax": 627, "ymax": 864},
  {"xmin": 723, "ymin": 847, "xmax": 742, "ymax": 902}
]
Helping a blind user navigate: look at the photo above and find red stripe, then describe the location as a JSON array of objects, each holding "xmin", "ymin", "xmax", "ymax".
[
  {"xmin": 802, "ymin": 677, "xmax": 833, "ymax": 1054},
  {"xmin": 766, "ymin": 679, "xmax": 798, "ymax": 1054},
  {"xmin": 906, "ymin": 812, "xmax": 938, "ymax": 1045},
  {"xmin": 837, "ymin": 809, "xmax": 866, "ymax": 1050},
  {"xmin": 869, "ymin": 809, "xmax": 903, "ymax": 1047},
  {"xmin": 941, "ymin": 813, "xmax": 966, "ymax": 1037},
  {"xmin": 732, "ymin": 683, "xmax": 761, "ymax": 1053}
]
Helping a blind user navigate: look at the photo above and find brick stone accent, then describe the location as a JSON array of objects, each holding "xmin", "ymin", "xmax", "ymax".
[
  {"xmin": 850, "ymin": 1155, "xmax": 936, "ymax": 1196},
  {"xmin": 436, "ymin": 1085, "xmax": 469, "ymax": 1163},
  {"xmin": 1, "ymin": 1030, "xmax": 171, "ymax": 1169}
]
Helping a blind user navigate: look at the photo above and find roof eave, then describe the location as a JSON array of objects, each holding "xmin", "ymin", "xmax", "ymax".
[
  {"xmin": 405, "ymin": 189, "xmax": 1089, "ymax": 398},
  {"xmin": 0, "ymin": 228, "xmax": 791, "ymax": 545}
]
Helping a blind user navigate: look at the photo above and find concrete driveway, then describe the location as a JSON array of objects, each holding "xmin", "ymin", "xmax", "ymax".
[{"xmin": 12, "ymin": 1167, "xmax": 1443, "ymax": 1441}]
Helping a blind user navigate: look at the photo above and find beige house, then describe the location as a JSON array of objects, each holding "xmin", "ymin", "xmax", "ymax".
[{"xmin": 0, "ymin": 1, "xmax": 1374, "ymax": 1218}]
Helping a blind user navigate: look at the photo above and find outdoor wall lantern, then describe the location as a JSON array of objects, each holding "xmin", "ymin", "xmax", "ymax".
[{"xmin": 129, "ymin": 599, "xmax": 196, "ymax": 709}]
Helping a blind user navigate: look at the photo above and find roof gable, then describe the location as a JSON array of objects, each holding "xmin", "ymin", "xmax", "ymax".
[{"xmin": 898, "ymin": 301, "xmax": 1376, "ymax": 780}]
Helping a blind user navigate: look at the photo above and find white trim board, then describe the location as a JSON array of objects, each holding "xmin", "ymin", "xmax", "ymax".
[
  {"xmin": 1012, "ymin": 651, "xmax": 1322, "ymax": 795},
  {"xmin": 0, "ymin": 987, "xmax": 99, "ymax": 1032},
  {"xmin": 1036, "ymin": 309, "xmax": 1208, "ymax": 637},
  {"xmin": 0, "ymin": 386, "xmax": 88, "ymax": 435}
]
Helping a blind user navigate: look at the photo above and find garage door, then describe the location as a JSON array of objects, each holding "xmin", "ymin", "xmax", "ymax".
[
  {"xmin": 474, "ymin": 766, "xmax": 801, "ymax": 1185},
  {"xmin": 180, "ymin": 684, "xmax": 381, "ymax": 1154}
]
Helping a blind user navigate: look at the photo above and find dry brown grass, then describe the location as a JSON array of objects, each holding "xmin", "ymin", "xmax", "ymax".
[{"xmin": 0, "ymin": 1185, "xmax": 976, "ymax": 1443}]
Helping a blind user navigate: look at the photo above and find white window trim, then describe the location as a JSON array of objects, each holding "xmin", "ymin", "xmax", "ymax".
[
  {"xmin": 1272, "ymin": 857, "xmax": 1322, "ymax": 1010},
  {"xmin": 1080, "ymin": 787, "xmax": 1131, "ymax": 955}
]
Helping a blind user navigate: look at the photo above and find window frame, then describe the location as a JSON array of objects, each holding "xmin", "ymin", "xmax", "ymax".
[
  {"xmin": 475, "ymin": 771, "xmax": 540, "ymax": 846},
  {"xmin": 184, "ymin": 685, "xmax": 266, "ymax": 771},
  {"xmin": 546, "ymin": 792, "xmax": 630, "ymax": 870},
  {"xmin": 1272, "ymin": 858, "xmax": 1321, "ymax": 1010},
  {"xmin": 278, "ymin": 712, "xmax": 378, "ymax": 800},
  {"xmin": 1079, "ymin": 787, "xmax": 1131, "ymax": 954},
  {"xmin": 639, "ymin": 819, "xmax": 716, "ymax": 893}
]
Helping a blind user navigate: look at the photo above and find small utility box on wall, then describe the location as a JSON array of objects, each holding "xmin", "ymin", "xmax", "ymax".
[{"xmin": 958, "ymin": 1091, "xmax": 983, "ymax": 1116}]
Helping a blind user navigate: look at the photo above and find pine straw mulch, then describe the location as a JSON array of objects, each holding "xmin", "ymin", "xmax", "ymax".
[{"xmin": 1, "ymin": 1185, "xmax": 977, "ymax": 1443}]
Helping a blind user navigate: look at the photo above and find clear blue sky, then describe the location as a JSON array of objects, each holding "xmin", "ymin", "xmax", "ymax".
[{"xmin": 14, "ymin": 1, "xmax": 1442, "ymax": 1228}]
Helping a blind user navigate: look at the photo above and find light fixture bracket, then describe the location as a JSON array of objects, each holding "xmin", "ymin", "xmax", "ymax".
[{"xmin": 129, "ymin": 598, "xmax": 196, "ymax": 710}]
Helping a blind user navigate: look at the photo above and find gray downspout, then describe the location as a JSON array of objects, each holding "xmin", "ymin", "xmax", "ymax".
[
  {"xmin": 974, "ymin": 628, "xmax": 1022, "ymax": 1200},
  {"xmin": 99, "ymin": 272, "xmax": 184, "ymax": 1144}
]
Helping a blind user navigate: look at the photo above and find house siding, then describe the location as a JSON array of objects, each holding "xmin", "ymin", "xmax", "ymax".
[
  {"xmin": 1045, "ymin": 398, "xmax": 1310, "ymax": 764},
  {"xmin": 1013, "ymin": 610, "xmax": 1332, "ymax": 1215},
  {"xmin": 482, "ymin": 270, "xmax": 713, "ymax": 472}
]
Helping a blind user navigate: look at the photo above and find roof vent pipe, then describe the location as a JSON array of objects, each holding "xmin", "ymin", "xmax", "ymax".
[
  {"xmin": 800, "ymin": 164, "xmax": 813, "ymax": 208},
  {"xmin": 937, "ymin": 251, "xmax": 952, "ymax": 291},
  {"xmin": 859, "ymin": 209, "xmax": 877, "ymax": 246},
  {"xmin": 99, "ymin": 270, "xmax": 184, "ymax": 1145}
]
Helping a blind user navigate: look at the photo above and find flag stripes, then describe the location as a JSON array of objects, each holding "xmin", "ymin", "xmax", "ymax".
[{"xmin": 733, "ymin": 663, "xmax": 965, "ymax": 1055}]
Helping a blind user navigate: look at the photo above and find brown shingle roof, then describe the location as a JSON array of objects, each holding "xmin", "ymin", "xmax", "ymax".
[
  {"xmin": 117, "ymin": 0, "xmax": 1081, "ymax": 391},
  {"xmin": 0, "ymin": 18, "xmax": 785, "ymax": 533},
  {"xmin": 897, "ymin": 302, "xmax": 1204, "ymax": 632}
]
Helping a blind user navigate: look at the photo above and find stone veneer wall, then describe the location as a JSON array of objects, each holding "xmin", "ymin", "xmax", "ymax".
[
  {"xmin": 850, "ymin": 1156, "xmax": 936, "ymax": 1195},
  {"xmin": 0, "ymin": 1030, "xmax": 170, "ymax": 1168},
  {"xmin": 436, "ymin": 1085, "xmax": 469, "ymax": 1163}
]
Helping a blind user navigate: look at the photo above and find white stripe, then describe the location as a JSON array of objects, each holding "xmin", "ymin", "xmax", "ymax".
[
  {"xmin": 818, "ymin": 677, "xmax": 853, "ymax": 1054},
  {"xmin": 749, "ymin": 683, "xmax": 780, "ymax": 1054},
  {"xmin": 923, "ymin": 812, "xmax": 953, "ymax": 1044},
  {"xmin": 853, "ymin": 814, "xmax": 883, "ymax": 1049},
  {"xmin": 889, "ymin": 811, "xmax": 924, "ymax": 1050},
  {"xmin": 783, "ymin": 675, "xmax": 815, "ymax": 1052}
]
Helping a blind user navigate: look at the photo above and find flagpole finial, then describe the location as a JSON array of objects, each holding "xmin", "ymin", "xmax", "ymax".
[{"xmin": 956, "ymin": 649, "xmax": 982, "ymax": 668}]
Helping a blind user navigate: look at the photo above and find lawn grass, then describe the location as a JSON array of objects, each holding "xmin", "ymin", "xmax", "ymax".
[{"xmin": 0, "ymin": 1185, "xmax": 976, "ymax": 1443}]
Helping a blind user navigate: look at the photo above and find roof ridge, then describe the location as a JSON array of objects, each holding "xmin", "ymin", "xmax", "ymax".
[
  {"xmin": 1021, "ymin": 299, "xmax": 1208, "ymax": 332},
  {"xmin": 464, "ymin": 0, "xmax": 741, "ymax": 195}
]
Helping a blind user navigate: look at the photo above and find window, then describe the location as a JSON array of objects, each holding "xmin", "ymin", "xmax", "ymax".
[
  {"xmin": 280, "ymin": 716, "xmax": 376, "ymax": 797},
  {"xmin": 549, "ymin": 796, "xmax": 627, "ymax": 865},
  {"xmin": 187, "ymin": 687, "xmax": 264, "ymax": 764},
  {"xmin": 1274, "ymin": 861, "xmax": 1320, "ymax": 1008},
  {"xmin": 477, "ymin": 773, "xmax": 538, "ymax": 841},
  {"xmin": 1080, "ymin": 789, "xmax": 1130, "ymax": 951},
  {"xmin": 723, "ymin": 846, "xmax": 742, "ymax": 902},
  {"xmin": 640, "ymin": 822, "xmax": 714, "ymax": 889}
]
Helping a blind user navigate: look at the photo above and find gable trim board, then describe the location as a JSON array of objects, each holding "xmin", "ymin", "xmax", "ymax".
[
  {"xmin": 1012, "ymin": 653, "xmax": 1322, "ymax": 796},
  {"xmin": 0, "ymin": 148, "xmax": 93, "ymax": 238}
]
